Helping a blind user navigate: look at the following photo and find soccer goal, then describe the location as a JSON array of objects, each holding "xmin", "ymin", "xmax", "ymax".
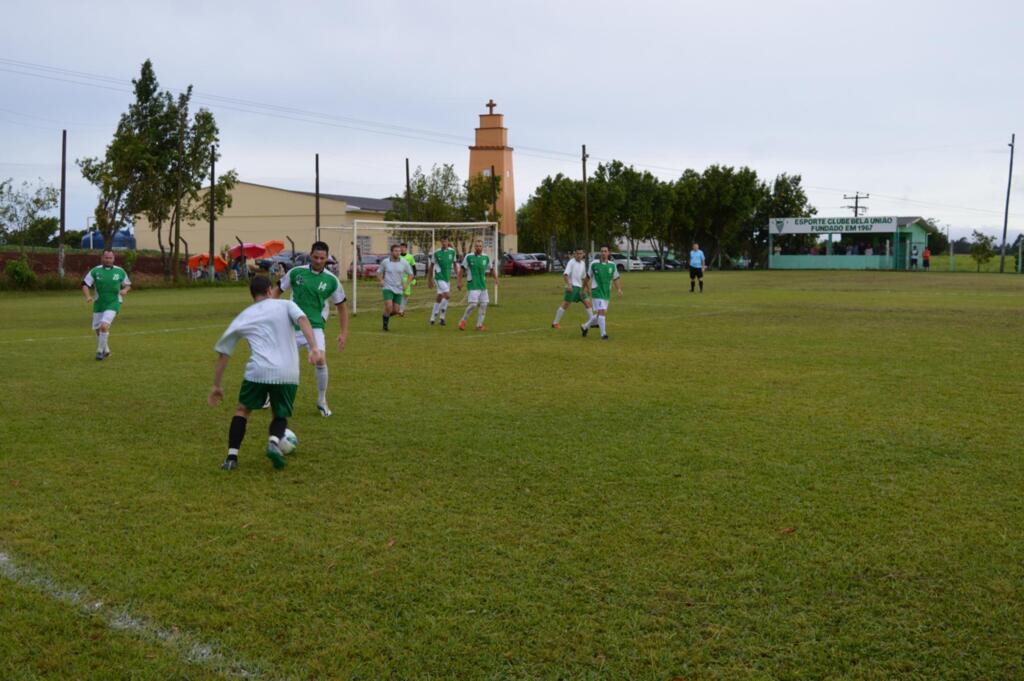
[{"xmin": 319, "ymin": 220, "xmax": 499, "ymax": 315}]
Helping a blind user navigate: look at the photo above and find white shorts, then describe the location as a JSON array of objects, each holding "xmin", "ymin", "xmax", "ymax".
[
  {"xmin": 467, "ymin": 289, "xmax": 489, "ymax": 304},
  {"xmin": 591, "ymin": 298, "xmax": 609, "ymax": 312},
  {"xmin": 435, "ymin": 279, "xmax": 451, "ymax": 295},
  {"xmin": 295, "ymin": 327, "xmax": 326, "ymax": 350},
  {"xmin": 91, "ymin": 310, "xmax": 117, "ymax": 330}
]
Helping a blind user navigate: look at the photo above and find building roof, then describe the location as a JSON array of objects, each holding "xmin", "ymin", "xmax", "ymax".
[
  {"xmin": 897, "ymin": 216, "xmax": 928, "ymax": 227},
  {"xmin": 238, "ymin": 181, "xmax": 393, "ymax": 213}
]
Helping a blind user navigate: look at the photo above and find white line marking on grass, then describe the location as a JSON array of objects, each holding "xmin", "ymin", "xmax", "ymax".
[
  {"xmin": 0, "ymin": 324, "xmax": 225, "ymax": 344},
  {"xmin": 0, "ymin": 550, "xmax": 270, "ymax": 679}
]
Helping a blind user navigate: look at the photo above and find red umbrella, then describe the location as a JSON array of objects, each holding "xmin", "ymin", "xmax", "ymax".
[
  {"xmin": 228, "ymin": 242, "xmax": 267, "ymax": 259},
  {"xmin": 188, "ymin": 253, "xmax": 228, "ymax": 272},
  {"xmin": 262, "ymin": 240, "xmax": 286, "ymax": 256}
]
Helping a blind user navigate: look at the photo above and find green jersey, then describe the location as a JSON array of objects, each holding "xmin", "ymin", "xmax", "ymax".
[
  {"xmin": 461, "ymin": 253, "xmax": 492, "ymax": 291},
  {"xmin": 432, "ymin": 247, "xmax": 457, "ymax": 282},
  {"xmin": 83, "ymin": 265, "xmax": 130, "ymax": 313},
  {"xmin": 279, "ymin": 265, "xmax": 345, "ymax": 329},
  {"xmin": 588, "ymin": 260, "xmax": 619, "ymax": 300},
  {"xmin": 400, "ymin": 253, "xmax": 416, "ymax": 294}
]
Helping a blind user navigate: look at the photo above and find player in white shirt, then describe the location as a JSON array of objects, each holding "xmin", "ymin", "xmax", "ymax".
[
  {"xmin": 552, "ymin": 248, "xmax": 593, "ymax": 329},
  {"xmin": 377, "ymin": 243, "xmax": 415, "ymax": 332},
  {"xmin": 209, "ymin": 276, "xmax": 323, "ymax": 471}
]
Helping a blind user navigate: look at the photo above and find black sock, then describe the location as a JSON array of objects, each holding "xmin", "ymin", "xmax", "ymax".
[
  {"xmin": 690, "ymin": 282, "xmax": 695, "ymax": 291},
  {"xmin": 269, "ymin": 417, "xmax": 287, "ymax": 440},
  {"xmin": 699, "ymin": 280, "xmax": 704, "ymax": 291},
  {"xmin": 228, "ymin": 415, "xmax": 247, "ymax": 450},
  {"xmin": 383, "ymin": 314, "xmax": 389, "ymax": 328}
]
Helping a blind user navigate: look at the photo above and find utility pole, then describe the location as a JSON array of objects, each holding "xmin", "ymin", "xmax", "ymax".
[
  {"xmin": 405, "ymin": 158, "xmax": 412, "ymax": 221},
  {"xmin": 315, "ymin": 153, "xmax": 321, "ymax": 242},
  {"xmin": 490, "ymin": 164, "xmax": 499, "ymax": 253},
  {"xmin": 843, "ymin": 192, "xmax": 869, "ymax": 216},
  {"xmin": 582, "ymin": 144, "xmax": 590, "ymax": 256},
  {"xmin": 58, "ymin": 129, "xmax": 66, "ymax": 279},
  {"xmin": 999, "ymin": 133, "xmax": 1015, "ymax": 272},
  {"xmin": 208, "ymin": 148, "xmax": 216, "ymax": 281}
]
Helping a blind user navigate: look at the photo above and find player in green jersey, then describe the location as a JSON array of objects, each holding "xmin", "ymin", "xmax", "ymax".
[
  {"xmin": 457, "ymin": 238, "xmax": 498, "ymax": 331},
  {"xmin": 428, "ymin": 236, "xmax": 459, "ymax": 325},
  {"xmin": 581, "ymin": 246, "xmax": 623, "ymax": 340},
  {"xmin": 398, "ymin": 242, "xmax": 417, "ymax": 315},
  {"xmin": 81, "ymin": 249, "xmax": 131, "ymax": 361},
  {"xmin": 378, "ymin": 243, "xmax": 415, "ymax": 331},
  {"xmin": 273, "ymin": 241, "xmax": 348, "ymax": 417}
]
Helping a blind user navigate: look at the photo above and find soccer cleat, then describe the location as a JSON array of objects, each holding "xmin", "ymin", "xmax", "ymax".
[
  {"xmin": 103, "ymin": 350, "xmax": 111, "ymax": 358},
  {"xmin": 551, "ymin": 323, "xmax": 561, "ymax": 330},
  {"xmin": 95, "ymin": 352, "xmax": 104, "ymax": 361},
  {"xmin": 440, "ymin": 318, "xmax": 446, "ymax": 326},
  {"xmin": 430, "ymin": 319, "xmax": 435, "ymax": 325},
  {"xmin": 601, "ymin": 335, "xmax": 609, "ymax": 340},
  {"xmin": 580, "ymin": 324, "xmax": 589, "ymax": 337},
  {"xmin": 265, "ymin": 439, "xmax": 287, "ymax": 469},
  {"xmin": 458, "ymin": 319, "xmax": 466, "ymax": 330},
  {"xmin": 476, "ymin": 325, "xmax": 486, "ymax": 332},
  {"xmin": 317, "ymin": 403, "xmax": 332, "ymax": 417},
  {"xmin": 220, "ymin": 456, "xmax": 238, "ymax": 471}
]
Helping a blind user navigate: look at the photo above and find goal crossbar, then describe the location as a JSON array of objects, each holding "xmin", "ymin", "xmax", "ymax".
[{"xmin": 320, "ymin": 220, "xmax": 499, "ymax": 315}]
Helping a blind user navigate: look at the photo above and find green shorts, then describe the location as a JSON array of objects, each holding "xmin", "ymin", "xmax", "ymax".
[
  {"xmin": 563, "ymin": 285, "xmax": 586, "ymax": 303},
  {"xmin": 382, "ymin": 289, "xmax": 404, "ymax": 304},
  {"xmin": 238, "ymin": 380, "xmax": 296, "ymax": 418}
]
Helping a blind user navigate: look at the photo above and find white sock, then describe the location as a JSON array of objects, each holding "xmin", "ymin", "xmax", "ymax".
[
  {"xmin": 477, "ymin": 302, "xmax": 487, "ymax": 327},
  {"xmin": 553, "ymin": 307, "xmax": 565, "ymax": 325},
  {"xmin": 583, "ymin": 311, "xmax": 596, "ymax": 328},
  {"xmin": 315, "ymin": 364, "xmax": 328, "ymax": 404},
  {"xmin": 598, "ymin": 316, "xmax": 607, "ymax": 336},
  {"xmin": 431, "ymin": 302, "xmax": 440, "ymax": 320},
  {"xmin": 227, "ymin": 447, "xmax": 239, "ymax": 457},
  {"xmin": 462, "ymin": 303, "xmax": 477, "ymax": 321},
  {"xmin": 440, "ymin": 299, "xmax": 449, "ymax": 317},
  {"xmin": 98, "ymin": 332, "xmax": 108, "ymax": 353}
]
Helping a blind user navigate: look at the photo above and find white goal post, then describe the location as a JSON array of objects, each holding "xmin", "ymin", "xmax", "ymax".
[{"xmin": 319, "ymin": 220, "xmax": 500, "ymax": 315}]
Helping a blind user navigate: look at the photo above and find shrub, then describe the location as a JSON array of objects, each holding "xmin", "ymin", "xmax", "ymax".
[
  {"xmin": 123, "ymin": 249, "xmax": 138, "ymax": 274},
  {"xmin": 4, "ymin": 257, "xmax": 38, "ymax": 290}
]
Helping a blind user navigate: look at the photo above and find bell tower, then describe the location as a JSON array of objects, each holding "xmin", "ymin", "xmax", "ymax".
[{"xmin": 468, "ymin": 99, "xmax": 517, "ymax": 252}]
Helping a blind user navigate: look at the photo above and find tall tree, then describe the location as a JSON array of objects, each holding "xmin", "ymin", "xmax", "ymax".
[
  {"xmin": 0, "ymin": 178, "xmax": 60, "ymax": 249},
  {"xmin": 750, "ymin": 174, "xmax": 817, "ymax": 265},
  {"xmin": 970, "ymin": 230, "xmax": 996, "ymax": 272}
]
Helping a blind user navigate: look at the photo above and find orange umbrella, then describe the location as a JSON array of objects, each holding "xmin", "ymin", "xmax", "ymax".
[
  {"xmin": 228, "ymin": 242, "xmax": 267, "ymax": 259},
  {"xmin": 262, "ymin": 239, "xmax": 286, "ymax": 256},
  {"xmin": 188, "ymin": 253, "xmax": 228, "ymax": 272}
]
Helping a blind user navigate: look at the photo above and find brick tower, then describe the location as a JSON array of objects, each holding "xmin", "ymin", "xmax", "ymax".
[{"xmin": 468, "ymin": 99, "xmax": 517, "ymax": 252}]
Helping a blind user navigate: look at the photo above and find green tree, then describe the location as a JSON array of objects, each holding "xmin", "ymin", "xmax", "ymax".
[
  {"xmin": 693, "ymin": 165, "xmax": 761, "ymax": 267},
  {"xmin": 0, "ymin": 178, "xmax": 60, "ymax": 249},
  {"xmin": 921, "ymin": 218, "xmax": 949, "ymax": 255},
  {"xmin": 970, "ymin": 230, "xmax": 996, "ymax": 272},
  {"xmin": 750, "ymin": 174, "xmax": 817, "ymax": 265}
]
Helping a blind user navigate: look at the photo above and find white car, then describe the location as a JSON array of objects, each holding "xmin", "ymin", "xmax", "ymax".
[{"xmin": 608, "ymin": 252, "xmax": 645, "ymax": 272}]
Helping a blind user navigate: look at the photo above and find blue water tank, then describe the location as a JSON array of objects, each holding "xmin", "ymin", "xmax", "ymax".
[{"xmin": 81, "ymin": 229, "xmax": 136, "ymax": 250}]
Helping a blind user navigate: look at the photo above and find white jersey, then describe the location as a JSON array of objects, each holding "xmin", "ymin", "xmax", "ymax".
[
  {"xmin": 379, "ymin": 258, "xmax": 414, "ymax": 294},
  {"xmin": 564, "ymin": 258, "xmax": 588, "ymax": 288},
  {"xmin": 214, "ymin": 298, "xmax": 307, "ymax": 385}
]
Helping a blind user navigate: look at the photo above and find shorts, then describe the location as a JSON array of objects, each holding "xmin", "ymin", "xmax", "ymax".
[
  {"xmin": 91, "ymin": 309, "xmax": 117, "ymax": 330},
  {"xmin": 467, "ymin": 289, "xmax": 489, "ymax": 304},
  {"xmin": 563, "ymin": 285, "xmax": 585, "ymax": 303},
  {"xmin": 238, "ymin": 380, "xmax": 296, "ymax": 418},
  {"xmin": 294, "ymin": 327, "xmax": 326, "ymax": 350},
  {"xmin": 591, "ymin": 297, "xmax": 609, "ymax": 312},
  {"xmin": 382, "ymin": 289, "xmax": 404, "ymax": 304},
  {"xmin": 689, "ymin": 266, "xmax": 704, "ymax": 280},
  {"xmin": 923, "ymin": 259, "xmax": 930, "ymax": 269},
  {"xmin": 435, "ymin": 279, "xmax": 451, "ymax": 294}
]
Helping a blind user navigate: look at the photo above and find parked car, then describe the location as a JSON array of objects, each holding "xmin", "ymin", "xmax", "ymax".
[
  {"xmin": 528, "ymin": 253, "xmax": 563, "ymax": 273},
  {"xmin": 257, "ymin": 250, "xmax": 304, "ymax": 274},
  {"xmin": 346, "ymin": 254, "xmax": 386, "ymax": 279},
  {"xmin": 642, "ymin": 256, "xmax": 682, "ymax": 271},
  {"xmin": 608, "ymin": 252, "xmax": 645, "ymax": 272},
  {"xmin": 412, "ymin": 253, "xmax": 428, "ymax": 277},
  {"xmin": 502, "ymin": 253, "xmax": 547, "ymax": 276}
]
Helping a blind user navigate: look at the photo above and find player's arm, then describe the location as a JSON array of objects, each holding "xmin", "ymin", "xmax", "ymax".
[
  {"xmin": 81, "ymin": 283, "xmax": 93, "ymax": 302},
  {"xmin": 563, "ymin": 271, "xmax": 571, "ymax": 290},
  {"xmin": 426, "ymin": 257, "xmax": 434, "ymax": 288},
  {"xmin": 296, "ymin": 314, "xmax": 323, "ymax": 364},
  {"xmin": 335, "ymin": 301, "xmax": 348, "ymax": 351},
  {"xmin": 208, "ymin": 353, "xmax": 230, "ymax": 406},
  {"xmin": 456, "ymin": 261, "xmax": 464, "ymax": 290}
]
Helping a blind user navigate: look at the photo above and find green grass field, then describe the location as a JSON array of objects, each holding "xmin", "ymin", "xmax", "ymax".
[{"xmin": 2, "ymin": 271, "xmax": 1023, "ymax": 679}]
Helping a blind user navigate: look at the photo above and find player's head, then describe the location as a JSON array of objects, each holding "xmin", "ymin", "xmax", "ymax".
[
  {"xmin": 249, "ymin": 275, "xmax": 272, "ymax": 300},
  {"xmin": 692, "ymin": 242, "xmax": 699, "ymax": 250},
  {"xmin": 310, "ymin": 241, "xmax": 329, "ymax": 272},
  {"xmin": 440, "ymin": 236, "xmax": 450, "ymax": 248},
  {"xmin": 400, "ymin": 242, "xmax": 408, "ymax": 254},
  {"xmin": 101, "ymin": 249, "xmax": 115, "ymax": 266},
  {"xmin": 473, "ymin": 238, "xmax": 484, "ymax": 254},
  {"xmin": 390, "ymin": 243, "xmax": 401, "ymax": 259},
  {"xmin": 600, "ymin": 245, "xmax": 610, "ymax": 261},
  {"xmin": 574, "ymin": 248, "xmax": 584, "ymax": 261}
]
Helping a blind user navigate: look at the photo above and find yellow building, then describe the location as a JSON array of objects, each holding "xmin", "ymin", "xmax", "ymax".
[{"xmin": 133, "ymin": 181, "xmax": 394, "ymax": 268}]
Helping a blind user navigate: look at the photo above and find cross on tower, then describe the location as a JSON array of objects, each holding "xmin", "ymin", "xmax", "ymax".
[{"xmin": 485, "ymin": 99, "xmax": 497, "ymax": 114}]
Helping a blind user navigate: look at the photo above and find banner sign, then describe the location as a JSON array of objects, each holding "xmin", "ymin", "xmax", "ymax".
[{"xmin": 770, "ymin": 216, "xmax": 898, "ymax": 235}]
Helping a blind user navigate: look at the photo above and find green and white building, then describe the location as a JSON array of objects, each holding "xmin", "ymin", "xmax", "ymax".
[{"xmin": 768, "ymin": 216, "xmax": 931, "ymax": 271}]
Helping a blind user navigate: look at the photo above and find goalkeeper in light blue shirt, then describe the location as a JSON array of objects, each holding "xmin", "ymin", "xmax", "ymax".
[{"xmin": 688, "ymin": 242, "xmax": 706, "ymax": 293}]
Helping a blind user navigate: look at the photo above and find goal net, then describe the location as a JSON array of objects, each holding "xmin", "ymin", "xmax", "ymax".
[{"xmin": 319, "ymin": 220, "xmax": 499, "ymax": 315}]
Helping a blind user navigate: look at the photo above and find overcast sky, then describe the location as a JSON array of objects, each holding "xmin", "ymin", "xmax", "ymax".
[{"xmin": 2, "ymin": 0, "xmax": 1022, "ymax": 242}]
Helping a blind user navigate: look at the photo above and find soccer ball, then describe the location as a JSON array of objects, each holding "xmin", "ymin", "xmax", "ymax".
[{"xmin": 279, "ymin": 428, "xmax": 298, "ymax": 455}]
